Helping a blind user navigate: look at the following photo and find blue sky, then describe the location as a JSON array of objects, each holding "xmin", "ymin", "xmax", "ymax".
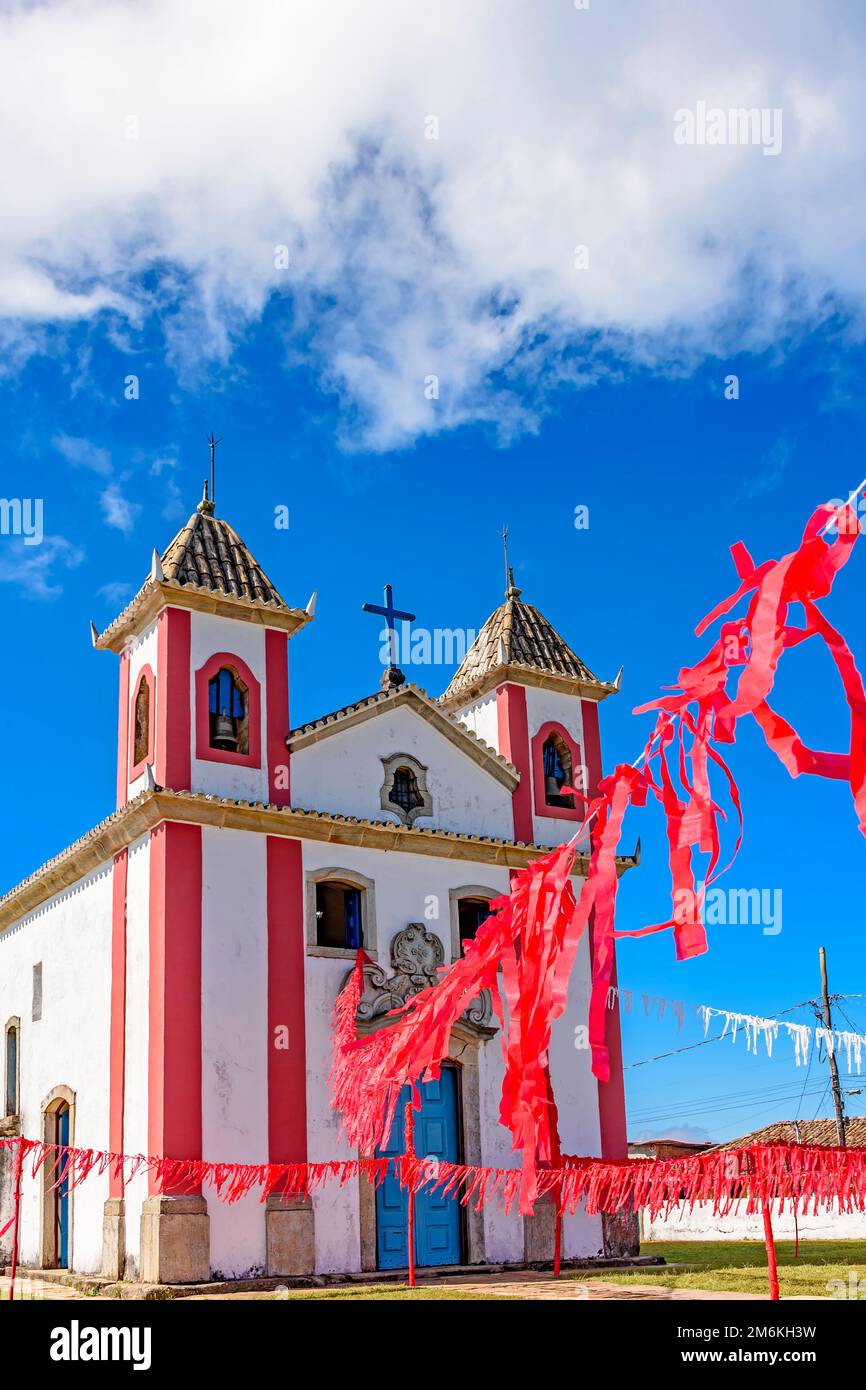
[
  {"xmin": 1, "ymin": 0, "xmax": 865, "ymax": 1146},
  {"xmin": 2, "ymin": 318, "xmax": 863, "ymax": 1146}
]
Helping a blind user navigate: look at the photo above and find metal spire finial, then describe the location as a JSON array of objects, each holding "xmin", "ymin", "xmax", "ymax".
[
  {"xmin": 502, "ymin": 523, "xmax": 509, "ymax": 598},
  {"xmin": 502, "ymin": 523, "xmax": 521, "ymax": 599},
  {"xmin": 205, "ymin": 432, "xmax": 223, "ymax": 508}
]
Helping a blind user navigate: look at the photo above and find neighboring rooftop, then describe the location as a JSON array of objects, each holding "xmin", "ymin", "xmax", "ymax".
[
  {"xmin": 720, "ymin": 1118, "xmax": 866, "ymax": 1149},
  {"xmin": 440, "ymin": 569, "xmax": 618, "ymax": 710},
  {"xmin": 628, "ymin": 1139, "xmax": 711, "ymax": 1159}
]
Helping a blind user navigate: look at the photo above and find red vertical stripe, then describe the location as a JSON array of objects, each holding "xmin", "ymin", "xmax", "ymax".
[
  {"xmin": 266, "ymin": 837, "xmax": 307, "ymax": 1163},
  {"xmin": 265, "ymin": 629, "xmax": 291, "ymax": 806},
  {"xmin": 581, "ymin": 698, "xmax": 628, "ymax": 1159},
  {"xmin": 108, "ymin": 849, "xmax": 128, "ymax": 1197},
  {"xmin": 580, "ymin": 698, "xmax": 603, "ymax": 802},
  {"xmin": 116, "ymin": 651, "xmax": 130, "ymax": 809},
  {"xmin": 496, "ymin": 683, "xmax": 533, "ymax": 843},
  {"xmin": 155, "ymin": 607, "xmax": 191, "ymax": 791},
  {"xmin": 148, "ymin": 821, "xmax": 202, "ymax": 1193}
]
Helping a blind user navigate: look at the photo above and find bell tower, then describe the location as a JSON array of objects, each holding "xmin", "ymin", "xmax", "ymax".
[
  {"xmin": 93, "ymin": 483, "xmax": 314, "ymax": 811},
  {"xmin": 92, "ymin": 485, "xmax": 315, "ymax": 1283},
  {"xmin": 439, "ymin": 569, "xmax": 628, "ymax": 1166}
]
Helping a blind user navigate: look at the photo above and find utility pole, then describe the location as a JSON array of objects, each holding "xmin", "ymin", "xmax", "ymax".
[{"xmin": 818, "ymin": 946, "xmax": 847, "ymax": 1147}]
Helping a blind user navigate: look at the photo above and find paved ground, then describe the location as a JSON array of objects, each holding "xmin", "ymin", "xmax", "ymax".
[
  {"xmin": 179, "ymin": 1271, "xmax": 781, "ymax": 1301},
  {"xmin": 0, "ymin": 1270, "xmax": 795, "ymax": 1301},
  {"xmin": 0, "ymin": 1274, "xmax": 104, "ymax": 1301}
]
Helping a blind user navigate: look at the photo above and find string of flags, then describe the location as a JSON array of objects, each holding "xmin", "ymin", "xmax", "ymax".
[
  {"xmin": 698, "ymin": 1005, "xmax": 865, "ymax": 1073},
  {"xmin": 607, "ymin": 985, "xmax": 686, "ymax": 1028},
  {"xmin": 605, "ymin": 986, "xmax": 866, "ymax": 1072}
]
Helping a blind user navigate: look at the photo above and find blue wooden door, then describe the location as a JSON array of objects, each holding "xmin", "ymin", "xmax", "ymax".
[
  {"xmin": 56, "ymin": 1105, "xmax": 70, "ymax": 1268},
  {"xmin": 376, "ymin": 1068, "xmax": 462, "ymax": 1269}
]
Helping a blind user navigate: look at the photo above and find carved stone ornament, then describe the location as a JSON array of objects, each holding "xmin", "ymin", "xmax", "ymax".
[{"xmin": 344, "ymin": 922, "xmax": 495, "ymax": 1037}]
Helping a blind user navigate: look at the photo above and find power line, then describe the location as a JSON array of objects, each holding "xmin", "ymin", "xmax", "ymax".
[
  {"xmin": 631, "ymin": 1083, "xmax": 848, "ymax": 1127},
  {"xmin": 628, "ymin": 1075, "xmax": 856, "ymax": 1121},
  {"xmin": 810, "ymin": 1080, "xmax": 831, "ymax": 1122}
]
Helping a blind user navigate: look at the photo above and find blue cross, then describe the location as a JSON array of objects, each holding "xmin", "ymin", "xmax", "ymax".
[{"xmin": 362, "ymin": 583, "xmax": 416, "ymax": 670}]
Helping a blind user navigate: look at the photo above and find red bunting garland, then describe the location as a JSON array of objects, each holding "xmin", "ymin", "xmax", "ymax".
[
  {"xmin": 329, "ymin": 503, "xmax": 866, "ymax": 1207},
  {"xmin": 2, "ymin": 1135, "xmax": 865, "ymax": 1226}
]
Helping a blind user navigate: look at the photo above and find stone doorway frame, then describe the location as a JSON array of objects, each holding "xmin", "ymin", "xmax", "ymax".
[{"xmin": 40, "ymin": 1084, "xmax": 75, "ymax": 1269}]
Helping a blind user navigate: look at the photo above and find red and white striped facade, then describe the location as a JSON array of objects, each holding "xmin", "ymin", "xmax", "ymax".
[{"xmin": 0, "ymin": 510, "xmax": 628, "ymax": 1282}]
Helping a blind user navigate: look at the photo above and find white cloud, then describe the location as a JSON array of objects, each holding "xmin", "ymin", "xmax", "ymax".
[
  {"xmin": 54, "ymin": 433, "xmax": 112, "ymax": 476},
  {"xmin": 632, "ymin": 1125, "xmax": 712, "ymax": 1146},
  {"xmin": 98, "ymin": 579, "xmax": 133, "ymax": 607},
  {"xmin": 0, "ymin": 535, "xmax": 84, "ymax": 599},
  {"xmin": 100, "ymin": 482, "xmax": 141, "ymax": 535},
  {"xmin": 2, "ymin": 0, "xmax": 866, "ymax": 447}
]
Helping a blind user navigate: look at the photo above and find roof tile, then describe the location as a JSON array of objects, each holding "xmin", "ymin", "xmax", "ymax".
[
  {"xmin": 442, "ymin": 590, "xmax": 602, "ymax": 704},
  {"xmin": 161, "ymin": 502, "xmax": 288, "ymax": 608}
]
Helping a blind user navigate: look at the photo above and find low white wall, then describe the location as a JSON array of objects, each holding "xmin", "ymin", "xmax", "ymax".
[{"xmin": 642, "ymin": 1199, "xmax": 866, "ymax": 1242}]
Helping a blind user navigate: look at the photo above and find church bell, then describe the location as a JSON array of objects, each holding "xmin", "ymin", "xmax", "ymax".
[
  {"xmin": 545, "ymin": 774, "xmax": 562, "ymax": 798},
  {"xmin": 213, "ymin": 709, "xmax": 238, "ymax": 750}
]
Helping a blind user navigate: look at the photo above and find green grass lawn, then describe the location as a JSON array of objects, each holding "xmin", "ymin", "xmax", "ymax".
[{"xmin": 576, "ymin": 1240, "xmax": 866, "ymax": 1298}]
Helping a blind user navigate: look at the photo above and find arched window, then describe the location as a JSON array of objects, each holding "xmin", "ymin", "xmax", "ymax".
[
  {"xmin": 129, "ymin": 665, "xmax": 155, "ymax": 779},
  {"xmin": 5, "ymin": 1020, "xmax": 18, "ymax": 1117},
  {"xmin": 389, "ymin": 766, "xmax": 424, "ymax": 816},
  {"xmin": 208, "ymin": 666, "xmax": 249, "ymax": 754},
  {"xmin": 315, "ymin": 880, "xmax": 364, "ymax": 950},
  {"xmin": 448, "ymin": 886, "xmax": 498, "ymax": 963},
  {"xmin": 457, "ymin": 897, "xmax": 492, "ymax": 952},
  {"xmin": 542, "ymin": 733, "xmax": 575, "ymax": 809},
  {"xmin": 379, "ymin": 753, "xmax": 433, "ymax": 826},
  {"xmin": 133, "ymin": 675, "xmax": 150, "ymax": 767}
]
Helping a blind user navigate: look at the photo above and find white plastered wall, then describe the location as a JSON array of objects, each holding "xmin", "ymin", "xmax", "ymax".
[
  {"xmin": 291, "ymin": 703, "xmax": 513, "ymax": 840},
  {"xmin": 200, "ymin": 825, "xmax": 269, "ymax": 1277},
  {"xmin": 301, "ymin": 842, "xmax": 604, "ymax": 1269},
  {"xmin": 0, "ymin": 864, "xmax": 113, "ymax": 1273},
  {"xmin": 454, "ymin": 692, "xmax": 499, "ymax": 755}
]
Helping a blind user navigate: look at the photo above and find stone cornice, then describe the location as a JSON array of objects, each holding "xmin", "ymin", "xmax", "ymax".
[
  {"xmin": 439, "ymin": 661, "xmax": 618, "ymax": 712},
  {"xmin": 0, "ymin": 788, "xmax": 639, "ymax": 934},
  {"xmin": 93, "ymin": 580, "xmax": 310, "ymax": 652}
]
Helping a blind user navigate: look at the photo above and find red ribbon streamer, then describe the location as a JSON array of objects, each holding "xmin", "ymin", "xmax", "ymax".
[
  {"xmin": 2, "ymin": 1136, "xmax": 865, "ymax": 1224},
  {"xmin": 329, "ymin": 502, "xmax": 866, "ymax": 1208}
]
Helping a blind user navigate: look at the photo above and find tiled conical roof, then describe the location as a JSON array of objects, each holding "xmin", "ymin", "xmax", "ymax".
[
  {"xmin": 93, "ymin": 486, "xmax": 311, "ymax": 652},
  {"xmin": 160, "ymin": 491, "xmax": 288, "ymax": 607},
  {"xmin": 440, "ymin": 576, "xmax": 616, "ymax": 709}
]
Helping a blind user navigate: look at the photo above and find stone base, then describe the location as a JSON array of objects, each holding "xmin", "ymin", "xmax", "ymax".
[
  {"xmin": 523, "ymin": 1195, "xmax": 557, "ymax": 1263},
  {"xmin": 140, "ymin": 1195, "xmax": 210, "ymax": 1284},
  {"xmin": 602, "ymin": 1208, "xmax": 640, "ymax": 1258},
  {"xmin": 101, "ymin": 1197, "xmax": 126, "ymax": 1280},
  {"xmin": 266, "ymin": 1194, "xmax": 315, "ymax": 1276}
]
